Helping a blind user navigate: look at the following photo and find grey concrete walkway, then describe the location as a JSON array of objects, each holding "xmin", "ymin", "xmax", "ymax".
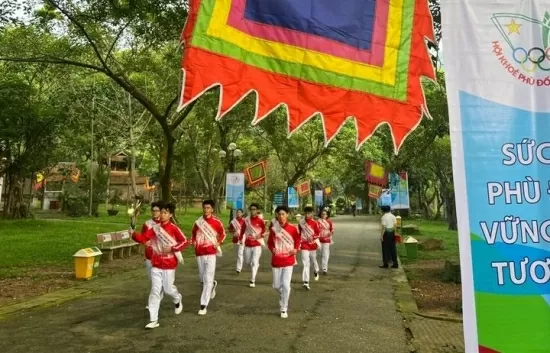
[{"xmin": 0, "ymin": 216, "xmax": 409, "ymax": 353}]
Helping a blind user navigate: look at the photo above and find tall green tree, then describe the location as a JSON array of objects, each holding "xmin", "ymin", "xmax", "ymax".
[
  {"xmin": 254, "ymin": 110, "xmax": 331, "ymax": 193},
  {"xmin": 0, "ymin": 0, "xmax": 195, "ymax": 200},
  {"xmin": 0, "ymin": 79, "xmax": 66, "ymax": 218}
]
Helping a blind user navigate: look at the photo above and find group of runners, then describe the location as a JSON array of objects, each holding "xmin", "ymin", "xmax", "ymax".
[{"xmin": 130, "ymin": 200, "xmax": 335, "ymax": 329}]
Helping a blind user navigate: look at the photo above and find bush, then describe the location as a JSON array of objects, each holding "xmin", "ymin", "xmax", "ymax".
[{"xmin": 65, "ymin": 196, "xmax": 87, "ymax": 217}]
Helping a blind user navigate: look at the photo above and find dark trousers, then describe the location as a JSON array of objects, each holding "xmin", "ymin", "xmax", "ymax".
[{"xmin": 381, "ymin": 231, "xmax": 398, "ymax": 267}]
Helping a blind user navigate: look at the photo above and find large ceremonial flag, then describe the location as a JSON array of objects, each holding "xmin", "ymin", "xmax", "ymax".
[
  {"xmin": 178, "ymin": 0, "xmax": 435, "ymax": 151},
  {"xmin": 442, "ymin": 1, "xmax": 550, "ymax": 353}
]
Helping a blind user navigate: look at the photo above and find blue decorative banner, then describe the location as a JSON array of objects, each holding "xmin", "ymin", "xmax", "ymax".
[
  {"xmin": 225, "ymin": 173, "xmax": 245, "ymax": 210},
  {"xmin": 287, "ymin": 187, "xmax": 299, "ymax": 208},
  {"xmin": 377, "ymin": 189, "xmax": 392, "ymax": 207},
  {"xmin": 443, "ymin": 1, "xmax": 550, "ymax": 352},
  {"xmin": 389, "ymin": 172, "xmax": 410, "ymax": 210},
  {"xmin": 273, "ymin": 192, "xmax": 284, "ymax": 206},
  {"xmin": 314, "ymin": 190, "xmax": 324, "ymax": 207}
]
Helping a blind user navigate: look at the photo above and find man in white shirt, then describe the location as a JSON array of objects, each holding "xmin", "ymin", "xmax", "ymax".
[{"xmin": 379, "ymin": 205, "xmax": 398, "ymax": 269}]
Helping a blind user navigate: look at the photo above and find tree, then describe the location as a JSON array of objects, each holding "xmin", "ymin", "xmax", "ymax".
[
  {"xmin": 0, "ymin": 0, "xmax": 21, "ymax": 28},
  {"xmin": 376, "ymin": 72, "xmax": 456, "ymax": 229},
  {"xmin": 0, "ymin": 79, "xmax": 65, "ymax": 218},
  {"xmin": 255, "ymin": 110, "xmax": 331, "ymax": 194},
  {"xmin": 177, "ymin": 91, "xmax": 258, "ymax": 212},
  {"xmin": 0, "ymin": 0, "xmax": 195, "ymax": 200}
]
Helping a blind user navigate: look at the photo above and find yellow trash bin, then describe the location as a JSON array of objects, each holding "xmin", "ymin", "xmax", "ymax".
[
  {"xmin": 396, "ymin": 215, "xmax": 402, "ymax": 232},
  {"xmin": 73, "ymin": 247, "xmax": 103, "ymax": 280}
]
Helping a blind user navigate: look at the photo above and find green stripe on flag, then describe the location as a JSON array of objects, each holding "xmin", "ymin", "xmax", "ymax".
[{"xmin": 191, "ymin": 0, "xmax": 415, "ymax": 101}]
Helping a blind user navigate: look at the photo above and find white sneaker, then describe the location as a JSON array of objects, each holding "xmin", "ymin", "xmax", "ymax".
[
  {"xmin": 280, "ymin": 312, "xmax": 288, "ymax": 319},
  {"xmin": 303, "ymin": 283, "xmax": 310, "ymax": 290},
  {"xmin": 145, "ymin": 305, "xmax": 149, "ymax": 310},
  {"xmin": 249, "ymin": 281, "xmax": 255, "ymax": 288},
  {"xmin": 174, "ymin": 302, "xmax": 183, "ymax": 315},
  {"xmin": 314, "ymin": 272, "xmax": 319, "ymax": 281},
  {"xmin": 145, "ymin": 321, "xmax": 159, "ymax": 329},
  {"xmin": 198, "ymin": 308, "xmax": 207, "ymax": 316},
  {"xmin": 211, "ymin": 280, "xmax": 218, "ymax": 299}
]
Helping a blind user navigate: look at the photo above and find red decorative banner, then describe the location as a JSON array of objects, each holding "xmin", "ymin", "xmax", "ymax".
[
  {"xmin": 244, "ymin": 160, "xmax": 267, "ymax": 187},
  {"xmin": 365, "ymin": 160, "xmax": 388, "ymax": 186},
  {"xmin": 297, "ymin": 180, "xmax": 311, "ymax": 197},
  {"xmin": 368, "ymin": 184, "xmax": 383, "ymax": 199}
]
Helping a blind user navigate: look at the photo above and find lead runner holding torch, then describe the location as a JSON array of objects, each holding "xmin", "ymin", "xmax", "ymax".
[{"xmin": 130, "ymin": 201, "xmax": 188, "ymax": 329}]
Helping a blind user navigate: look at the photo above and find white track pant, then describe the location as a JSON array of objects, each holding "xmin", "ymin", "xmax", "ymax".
[
  {"xmin": 146, "ymin": 260, "xmax": 163, "ymax": 301},
  {"xmin": 148, "ymin": 267, "xmax": 181, "ymax": 322},
  {"xmin": 301, "ymin": 250, "xmax": 319, "ymax": 283},
  {"xmin": 320, "ymin": 243, "xmax": 331, "ymax": 272},
  {"xmin": 234, "ymin": 244, "xmax": 244, "ymax": 272},
  {"xmin": 244, "ymin": 246, "xmax": 262, "ymax": 282},
  {"xmin": 272, "ymin": 266, "xmax": 293, "ymax": 312},
  {"xmin": 197, "ymin": 254, "xmax": 217, "ymax": 307}
]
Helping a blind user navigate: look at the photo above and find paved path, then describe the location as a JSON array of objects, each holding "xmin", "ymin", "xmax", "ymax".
[{"xmin": 0, "ymin": 216, "xmax": 410, "ymax": 353}]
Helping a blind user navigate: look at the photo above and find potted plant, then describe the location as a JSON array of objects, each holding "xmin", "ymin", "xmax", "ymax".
[{"xmin": 107, "ymin": 190, "xmax": 121, "ymax": 216}]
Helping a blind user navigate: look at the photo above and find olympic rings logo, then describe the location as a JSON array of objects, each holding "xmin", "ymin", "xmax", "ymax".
[{"xmin": 512, "ymin": 46, "xmax": 550, "ymax": 72}]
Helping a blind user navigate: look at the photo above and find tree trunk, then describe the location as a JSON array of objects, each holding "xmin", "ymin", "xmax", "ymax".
[
  {"xmin": 128, "ymin": 94, "xmax": 138, "ymax": 199},
  {"xmin": 214, "ymin": 173, "xmax": 224, "ymax": 214},
  {"xmin": 160, "ymin": 135, "xmax": 175, "ymax": 202},
  {"xmin": 4, "ymin": 173, "xmax": 26, "ymax": 219},
  {"xmin": 446, "ymin": 190, "xmax": 457, "ymax": 230},
  {"xmin": 129, "ymin": 142, "xmax": 137, "ymax": 199},
  {"xmin": 435, "ymin": 190, "xmax": 444, "ymax": 220},
  {"xmin": 105, "ymin": 155, "xmax": 111, "ymax": 209}
]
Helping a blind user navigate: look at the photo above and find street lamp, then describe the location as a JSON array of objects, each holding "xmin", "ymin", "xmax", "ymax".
[{"xmin": 219, "ymin": 143, "xmax": 242, "ymax": 220}]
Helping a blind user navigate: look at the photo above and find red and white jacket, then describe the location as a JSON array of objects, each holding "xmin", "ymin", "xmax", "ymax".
[
  {"xmin": 140, "ymin": 218, "xmax": 160, "ymax": 260},
  {"xmin": 132, "ymin": 221, "xmax": 188, "ymax": 270},
  {"xmin": 299, "ymin": 217, "xmax": 320, "ymax": 250},
  {"xmin": 229, "ymin": 216, "xmax": 246, "ymax": 244},
  {"xmin": 317, "ymin": 218, "xmax": 334, "ymax": 244},
  {"xmin": 240, "ymin": 215, "xmax": 266, "ymax": 247},
  {"xmin": 268, "ymin": 221, "xmax": 301, "ymax": 268},
  {"xmin": 191, "ymin": 215, "xmax": 226, "ymax": 256}
]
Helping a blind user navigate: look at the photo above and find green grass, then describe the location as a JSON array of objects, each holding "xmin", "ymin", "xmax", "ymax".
[
  {"xmin": 0, "ymin": 208, "xmax": 230, "ymax": 278},
  {"xmin": 397, "ymin": 219, "xmax": 459, "ymax": 264}
]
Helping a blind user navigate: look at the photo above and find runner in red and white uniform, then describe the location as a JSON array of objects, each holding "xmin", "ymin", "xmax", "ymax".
[
  {"xmin": 298, "ymin": 206, "xmax": 321, "ymax": 290},
  {"xmin": 131, "ymin": 201, "xmax": 188, "ymax": 329},
  {"xmin": 268, "ymin": 206, "xmax": 301, "ymax": 319},
  {"xmin": 191, "ymin": 199, "xmax": 226, "ymax": 316},
  {"xmin": 240, "ymin": 203, "xmax": 266, "ymax": 288},
  {"xmin": 317, "ymin": 209, "xmax": 334, "ymax": 275},
  {"xmin": 140, "ymin": 201, "xmax": 161, "ymax": 309},
  {"xmin": 229, "ymin": 209, "xmax": 246, "ymax": 273}
]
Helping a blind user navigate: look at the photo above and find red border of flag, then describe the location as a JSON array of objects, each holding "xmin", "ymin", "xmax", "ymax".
[{"xmin": 244, "ymin": 160, "xmax": 267, "ymax": 187}]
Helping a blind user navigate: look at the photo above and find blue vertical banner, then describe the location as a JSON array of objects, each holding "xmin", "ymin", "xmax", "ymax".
[
  {"xmin": 273, "ymin": 192, "xmax": 284, "ymax": 206},
  {"xmin": 314, "ymin": 190, "xmax": 324, "ymax": 207},
  {"xmin": 389, "ymin": 172, "xmax": 410, "ymax": 210},
  {"xmin": 377, "ymin": 189, "xmax": 392, "ymax": 207},
  {"xmin": 287, "ymin": 187, "xmax": 299, "ymax": 208},
  {"xmin": 443, "ymin": 1, "xmax": 550, "ymax": 352},
  {"xmin": 225, "ymin": 173, "xmax": 245, "ymax": 210},
  {"xmin": 356, "ymin": 198, "xmax": 363, "ymax": 210}
]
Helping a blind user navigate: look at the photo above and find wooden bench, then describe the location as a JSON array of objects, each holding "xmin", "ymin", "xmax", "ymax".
[{"xmin": 96, "ymin": 230, "xmax": 141, "ymax": 261}]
